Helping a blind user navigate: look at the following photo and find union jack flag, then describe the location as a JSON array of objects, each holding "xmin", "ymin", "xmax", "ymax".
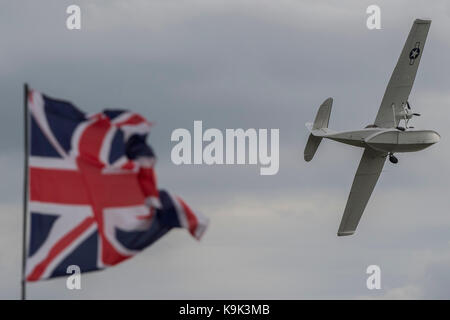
[{"xmin": 26, "ymin": 89, "xmax": 208, "ymax": 281}]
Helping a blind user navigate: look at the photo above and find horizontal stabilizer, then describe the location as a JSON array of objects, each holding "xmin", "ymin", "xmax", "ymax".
[
  {"xmin": 304, "ymin": 134, "xmax": 322, "ymax": 162},
  {"xmin": 304, "ymin": 98, "xmax": 333, "ymax": 161}
]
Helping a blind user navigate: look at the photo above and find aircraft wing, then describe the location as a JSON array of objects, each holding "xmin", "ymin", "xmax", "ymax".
[
  {"xmin": 374, "ymin": 19, "xmax": 431, "ymax": 128},
  {"xmin": 337, "ymin": 148, "xmax": 387, "ymax": 236}
]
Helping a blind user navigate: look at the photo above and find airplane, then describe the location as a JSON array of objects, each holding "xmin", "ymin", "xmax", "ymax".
[{"xmin": 304, "ymin": 19, "xmax": 440, "ymax": 236}]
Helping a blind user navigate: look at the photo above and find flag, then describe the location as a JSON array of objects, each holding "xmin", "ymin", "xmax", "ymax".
[{"xmin": 26, "ymin": 89, "xmax": 208, "ymax": 281}]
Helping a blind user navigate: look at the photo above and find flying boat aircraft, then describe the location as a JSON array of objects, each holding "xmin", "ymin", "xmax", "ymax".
[{"xmin": 304, "ymin": 19, "xmax": 439, "ymax": 236}]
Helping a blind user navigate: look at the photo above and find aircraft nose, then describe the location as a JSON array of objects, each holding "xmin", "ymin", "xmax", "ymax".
[{"xmin": 429, "ymin": 131, "xmax": 440, "ymax": 144}]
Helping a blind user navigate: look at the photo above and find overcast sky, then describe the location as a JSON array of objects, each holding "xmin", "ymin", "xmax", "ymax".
[{"xmin": 1, "ymin": 0, "xmax": 450, "ymax": 299}]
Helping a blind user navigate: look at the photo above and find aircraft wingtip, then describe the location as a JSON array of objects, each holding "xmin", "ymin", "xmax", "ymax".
[
  {"xmin": 337, "ymin": 231, "xmax": 354, "ymax": 237},
  {"xmin": 415, "ymin": 18, "xmax": 432, "ymax": 24}
]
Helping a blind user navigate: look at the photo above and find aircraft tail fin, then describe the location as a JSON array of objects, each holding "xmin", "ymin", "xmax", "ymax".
[
  {"xmin": 304, "ymin": 98, "xmax": 333, "ymax": 162},
  {"xmin": 312, "ymin": 97, "xmax": 333, "ymax": 130}
]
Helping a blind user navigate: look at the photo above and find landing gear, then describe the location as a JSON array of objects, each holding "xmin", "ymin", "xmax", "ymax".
[{"xmin": 389, "ymin": 153, "xmax": 398, "ymax": 164}]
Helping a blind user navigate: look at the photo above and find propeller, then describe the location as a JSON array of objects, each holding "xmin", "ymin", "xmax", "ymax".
[
  {"xmin": 402, "ymin": 101, "xmax": 420, "ymax": 129},
  {"xmin": 407, "ymin": 101, "xmax": 421, "ymax": 116}
]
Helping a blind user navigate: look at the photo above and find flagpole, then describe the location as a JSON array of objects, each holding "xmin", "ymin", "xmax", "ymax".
[{"xmin": 22, "ymin": 83, "xmax": 29, "ymax": 300}]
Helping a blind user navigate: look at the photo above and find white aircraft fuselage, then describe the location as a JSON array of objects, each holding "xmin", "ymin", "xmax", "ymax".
[{"xmin": 310, "ymin": 126, "xmax": 440, "ymax": 154}]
